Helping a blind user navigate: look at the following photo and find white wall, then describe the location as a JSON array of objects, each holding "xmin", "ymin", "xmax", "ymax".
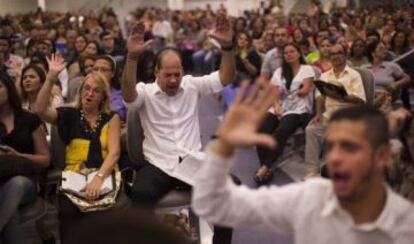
[{"xmin": 0, "ymin": 0, "xmax": 38, "ymax": 15}]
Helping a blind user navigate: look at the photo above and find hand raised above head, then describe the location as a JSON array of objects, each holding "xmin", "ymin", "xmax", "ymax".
[
  {"xmin": 46, "ymin": 52, "xmax": 67, "ymax": 81},
  {"xmin": 216, "ymin": 78, "xmax": 278, "ymax": 149},
  {"xmin": 127, "ymin": 21, "xmax": 155, "ymax": 56},
  {"xmin": 209, "ymin": 14, "xmax": 234, "ymax": 48}
]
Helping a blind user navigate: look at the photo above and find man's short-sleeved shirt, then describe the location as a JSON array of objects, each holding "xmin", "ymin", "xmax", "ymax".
[{"xmin": 124, "ymin": 72, "xmax": 223, "ymax": 173}]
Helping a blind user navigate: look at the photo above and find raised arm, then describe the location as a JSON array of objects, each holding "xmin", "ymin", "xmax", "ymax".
[
  {"xmin": 121, "ymin": 22, "xmax": 154, "ymax": 103},
  {"xmin": 209, "ymin": 14, "xmax": 236, "ymax": 86},
  {"xmin": 193, "ymin": 80, "xmax": 298, "ymax": 233},
  {"xmin": 33, "ymin": 53, "xmax": 66, "ymax": 125},
  {"xmin": 296, "ymin": 77, "xmax": 314, "ymax": 97}
]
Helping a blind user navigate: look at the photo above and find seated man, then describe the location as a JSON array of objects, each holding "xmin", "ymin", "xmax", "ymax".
[
  {"xmin": 304, "ymin": 44, "xmax": 366, "ymax": 178},
  {"xmin": 121, "ymin": 15, "xmax": 236, "ymax": 243},
  {"xmin": 192, "ymin": 80, "xmax": 414, "ymax": 243}
]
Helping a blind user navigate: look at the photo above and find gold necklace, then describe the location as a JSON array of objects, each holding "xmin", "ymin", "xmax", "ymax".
[{"xmin": 80, "ymin": 110, "xmax": 103, "ymax": 134}]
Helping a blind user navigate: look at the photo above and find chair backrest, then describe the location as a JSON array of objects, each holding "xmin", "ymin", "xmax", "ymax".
[
  {"xmin": 312, "ymin": 66, "xmax": 322, "ymax": 79},
  {"xmin": 49, "ymin": 125, "xmax": 66, "ymax": 170},
  {"xmin": 126, "ymin": 107, "xmax": 145, "ymax": 164},
  {"xmin": 354, "ymin": 68, "xmax": 375, "ymax": 106}
]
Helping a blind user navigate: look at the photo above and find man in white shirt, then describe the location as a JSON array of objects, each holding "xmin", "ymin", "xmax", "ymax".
[
  {"xmin": 121, "ymin": 15, "xmax": 236, "ymax": 243},
  {"xmin": 192, "ymin": 80, "xmax": 414, "ymax": 244},
  {"xmin": 305, "ymin": 44, "xmax": 366, "ymax": 178},
  {"xmin": 260, "ymin": 26, "xmax": 289, "ymax": 80}
]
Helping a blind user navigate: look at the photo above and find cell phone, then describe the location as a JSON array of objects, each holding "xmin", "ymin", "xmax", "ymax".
[{"xmin": 0, "ymin": 145, "xmax": 9, "ymax": 151}]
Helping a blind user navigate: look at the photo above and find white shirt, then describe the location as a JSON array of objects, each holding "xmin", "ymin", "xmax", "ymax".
[
  {"xmin": 58, "ymin": 68, "xmax": 69, "ymax": 99},
  {"xmin": 318, "ymin": 65, "xmax": 366, "ymax": 119},
  {"xmin": 192, "ymin": 146, "xmax": 414, "ymax": 244},
  {"xmin": 152, "ymin": 20, "xmax": 173, "ymax": 40},
  {"xmin": 124, "ymin": 72, "xmax": 223, "ymax": 174},
  {"xmin": 271, "ymin": 65, "xmax": 315, "ymax": 116}
]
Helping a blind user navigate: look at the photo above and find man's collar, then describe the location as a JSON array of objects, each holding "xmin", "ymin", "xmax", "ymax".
[
  {"xmin": 320, "ymin": 184, "xmax": 398, "ymax": 240},
  {"xmin": 152, "ymin": 80, "xmax": 184, "ymax": 96},
  {"xmin": 327, "ymin": 65, "xmax": 351, "ymax": 77}
]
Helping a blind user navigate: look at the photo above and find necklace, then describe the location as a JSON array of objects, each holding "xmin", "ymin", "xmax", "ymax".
[{"xmin": 80, "ymin": 110, "xmax": 103, "ymax": 134}]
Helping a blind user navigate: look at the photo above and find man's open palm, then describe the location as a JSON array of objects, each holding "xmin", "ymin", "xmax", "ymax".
[
  {"xmin": 127, "ymin": 22, "xmax": 154, "ymax": 55},
  {"xmin": 217, "ymin": 80, "xmax": 277, "ymax": 148}
]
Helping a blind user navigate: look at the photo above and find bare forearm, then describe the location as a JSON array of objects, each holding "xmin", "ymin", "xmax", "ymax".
[
  {"xmin": 219, "ymin": 50, "xmax": 236, "ymax": 86},
  {"xmin": 315, "ymin": 96, "xmax": 325, "ymax": 116},
  {"xmin": 242, "ymin": 59, "xmax": 258, "ymax": 76},
  {"xmin": 343, "ymin": 95, "xmax": 365, "ymax": 104},
  {"xmin": 395, "ymin": 74, "xmax": 410, "ymax": 88},
  {"xmin": 34, "ymin": 78, "xmax": 54, "ymax": 115},
  {"xmin": 98, "ymin": 152, "xmax": 120, "ymax": 177},
  {"xmin": 17, "ymin": 153, "xmax": 50, "ymax": 167},
  {"xmin": 121, "ymin": 54, "xmax": 139, "ymax": 103}
]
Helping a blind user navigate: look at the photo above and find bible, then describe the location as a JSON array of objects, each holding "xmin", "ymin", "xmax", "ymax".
[
  {"xmin": 61, "ymin": 171, "xmax": 115, "ymax": 198},
  {"xmin": 314, "ymin": 80, "xmax": 348, "ymax": 98}
]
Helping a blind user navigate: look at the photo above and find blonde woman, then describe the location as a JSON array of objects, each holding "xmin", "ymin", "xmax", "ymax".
[{"xmin": 33, "ymin": 53, "xmax": 121, "ymax": 242}]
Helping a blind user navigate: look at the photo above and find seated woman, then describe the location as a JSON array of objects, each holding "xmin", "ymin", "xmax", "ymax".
[
  {"xmin": 33, "ymin": 53, "xmax": 122, "ymax": 243},
  {"xmin": 67, "ymin": 55, "xmax": 96, "ymax": 103},
  {"xmin": 0, "ymin": 71, "xmax": 50, "ymax": 244},
  {"xmin": 311, "ymin": 38, "xmax": 332, "ymax": 73},
  {"xmin": 348, "ymin": 38, "xmax": 369, "ymax": 68},
  {"xmin": 254, "ymin": 43, "xmax": 315, "ymax": 184},
  {"xmin": 93, "ymin": 55, "xmax": 126, "ymax": 122},
  {"xmin": 222, "ymin": 31, "xmax": 262, "ymax": 110},
  {"xmin": 362, "ymin": 40, "xmax": 410, "ymax": 113},
  {"xmin": 20, "ymin": 64, "xmax": 63, "ymax": 111}
]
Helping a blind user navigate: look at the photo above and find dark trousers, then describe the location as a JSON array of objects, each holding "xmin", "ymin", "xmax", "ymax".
[
  {"xmin": 59, "ymin": 191, "xmax": 131, "ymax": 244},
  {"xmin": 257, "ymin": 112, "xmax": 311, "ymax": 168},
  {"xmin": 130, "ymin": 162, "xmax": 235, "ymax": 244}
]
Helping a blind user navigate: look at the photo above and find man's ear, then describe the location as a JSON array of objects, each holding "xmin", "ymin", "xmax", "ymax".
[
  {"xmin": 375, "ymin": 143, "xmax": 391, "ymax": 171},
  {"xmin": 154, "ymin": 67, "xmax": 160, "ymax": 79}
]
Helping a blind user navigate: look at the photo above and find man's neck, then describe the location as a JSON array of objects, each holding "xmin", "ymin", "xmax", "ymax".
[
  {"xmin": 333, "ymin": 64, "xmax": 346, "ymax": 77},
  {"xmin": 340, "ymin": 179, "xmax": 387, "ymax": 225},
  {"xmin": 372, "ymin": 58, "xmax": 382, "ymax": 67}
]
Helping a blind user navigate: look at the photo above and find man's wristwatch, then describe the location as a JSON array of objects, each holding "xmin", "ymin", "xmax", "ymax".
[
  {"xmin": 221, "ymin": 36, "xmax": 236, "ymax": 51},
  {"xmin": 221, "ymin": 43, "xmax": 234, "ymax": 51}
]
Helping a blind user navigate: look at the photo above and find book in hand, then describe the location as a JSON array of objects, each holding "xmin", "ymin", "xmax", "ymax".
[
  {"xmin": 314, "ymin": 80, "xmax": 348, "ymax": 98},
  {"xmin": 61, "ymin": 171, "xmax": 115, "ymax": 199}
]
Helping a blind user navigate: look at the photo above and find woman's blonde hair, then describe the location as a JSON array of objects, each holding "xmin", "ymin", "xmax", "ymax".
[{"xmin": 74, "ymin": 72, "xmax": 112, "ymax": 114}]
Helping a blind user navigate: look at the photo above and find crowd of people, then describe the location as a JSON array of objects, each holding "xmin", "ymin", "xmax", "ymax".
[{"xmin": 0, "ymin": 0, "xmax": 414, "ymax": 243}]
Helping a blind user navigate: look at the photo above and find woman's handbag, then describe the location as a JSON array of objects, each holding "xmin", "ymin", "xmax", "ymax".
[{"xmin": 60, "ymin": 169, "xmax": 122, "ymax": 212}]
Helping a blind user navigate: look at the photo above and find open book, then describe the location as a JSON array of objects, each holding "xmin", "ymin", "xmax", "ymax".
[
  {"xmin": 170, "ymin": 149, "xmax": 205, "ymax": 186},
  {"xmin": 61, "ymin": 171, "xmax": 115, "ymax": 198},
  {"xmin": 314, "ymin": 80, "xmax": 348, "ymax": 98}
]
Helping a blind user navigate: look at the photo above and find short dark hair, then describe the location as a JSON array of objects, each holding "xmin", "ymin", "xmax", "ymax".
[
  {"xmin": 155, "ymin": 47, "xmax": 182, "ymax": 70},
  {"xmin": 329, "ymin": 105, "xmax": 389, "ymax": 149},
  {"xmin": 95, "ymin": 55, "xmax": 120, "ymax": 89},
  {"xmin": 0, "ymin": 35, "xmax": 11, "ymax": 47},
  {"xmin": 30, "ymin": 52, "xmax": 49, "ymax": 71},
  {"xmin": 100, "ymin": 30, "xmax": 113, "ymax": 40}
]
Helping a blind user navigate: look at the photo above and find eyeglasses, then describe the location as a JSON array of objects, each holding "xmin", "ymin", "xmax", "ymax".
[
  {"xmin": 93, "ymin": 67, "xmax": 112, "ymax": 73},
  {"xmin": 330, "ymin": 52, "xmax": 345, "ymax": 57},
  {"xmin": 82, "ymin": 85, "xmax": 103, "ymax": 95}
]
